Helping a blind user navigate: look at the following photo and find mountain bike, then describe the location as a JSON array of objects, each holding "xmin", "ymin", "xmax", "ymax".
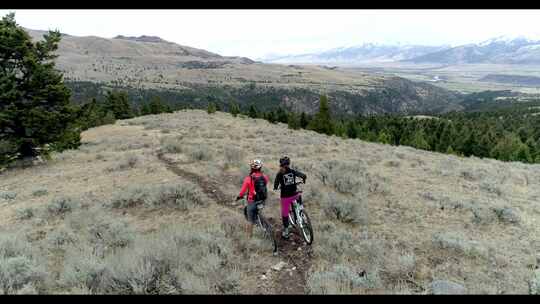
[
  {"xmin": 287, "ymin": 182, "xmax": 314, "ymax": 245},
  {"xmin": 243, "ymin": 199, "xmax": 278, "ymax": 255}
]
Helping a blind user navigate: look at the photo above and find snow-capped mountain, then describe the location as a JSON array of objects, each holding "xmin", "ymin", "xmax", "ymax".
[
  {"xmin": 407, "ymin": 35, "xmax": 540, "ymax": 64},
  {"xmin": 262, "ymin": 35, "xmax": 540, "ymax": 65},
  {"xmin": 260, "ymin": 43, "xmax": 450, "ymax": 65}
]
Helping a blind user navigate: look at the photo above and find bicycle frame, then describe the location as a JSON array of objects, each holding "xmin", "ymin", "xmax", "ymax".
[{"xmin": 292, "ymin": 200, "xmax": 304, "ymax": 229}]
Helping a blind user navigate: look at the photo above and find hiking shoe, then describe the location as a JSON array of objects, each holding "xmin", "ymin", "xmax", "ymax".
[{"xmin": 281, "ymin": 227, "xmax": 290, "ymax": 239}]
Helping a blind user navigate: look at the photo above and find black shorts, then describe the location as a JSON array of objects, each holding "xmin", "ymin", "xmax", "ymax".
[{"xmin": 244, "ymin": 201, "xmax": 260, "ymax": 224}]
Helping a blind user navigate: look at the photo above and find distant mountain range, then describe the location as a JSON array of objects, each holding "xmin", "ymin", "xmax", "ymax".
[
  {"xmin": 262, "ymin": 44, "xmax": 450, "ymax": 64},
  {"xmin": 406, "ymin": 36, "xmax": 540, "ymax": 65},
  {"xmin": 262, "ymin": 36, "xmax": 540, "ymax": 65}
]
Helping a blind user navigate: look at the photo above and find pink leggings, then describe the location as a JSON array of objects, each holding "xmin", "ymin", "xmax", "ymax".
[{"xmin": 280, "ymin": 194, "xmax": 300, "ymax": 217}]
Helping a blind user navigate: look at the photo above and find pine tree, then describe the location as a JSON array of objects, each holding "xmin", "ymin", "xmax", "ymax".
[
  {"xmin": 102, "ymin": 111, "xmax": 116, "ymax": 125},
  {"xmin": 490, "ymin": 132, "xmax": 528, "ymax": 162},
  {"xmin": 276, "ymin": 107, "xmax": 288, "ymax": 123},
  {"xmin": 229, "ymin": 101, "xmax": 240, "ymax": 117},
  {"xmin": 307, "ymin": 95, "xmax": 334, "ymax": 135},
  {"xmin": 79, "ymin": 98, "xmax": 104, "ymax": 130},
  {"xmin": 334, "ymin": 120, "xmax": 346, "ymax": 138},
  {"xmin": 0, "ymin": 13, "xmax": 80, "ymax": 164},
  {"xmin": 410, "ymin": 130, "xmax": 430, "ymax": 150},
  {"xmin": 377, "ymin": 130, "xmax": 392, "ymax": 145},
  {"xmin": 248, "ymin": 104, "xmax": 258, "ymax": 119},
  {"xmin": 149, "ymin": 96, "xmax": 166, "ymax": 114},
  {"xmin": 104, "ymin": 91, "xmax": 133, "ymax": 119},
  {"xmin": 140, "ymin": 103, "xmax": 151, "ymax": 116},
  {"xmin": 287, "ymin": 112, "xmax": 301, "ymax": 130},
  {"xmin": 300, "ymin": 112, "xmax": 310, "ymax": 129},
  {"xmin": 346, "ymin": 120, "xmax": 358, "ymax": 139},
  {"xmin": 207, "ymin": 102, "xmax": 217, "ymax": 114}
]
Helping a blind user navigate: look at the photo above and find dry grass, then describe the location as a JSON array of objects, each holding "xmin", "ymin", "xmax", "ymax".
[{"xmin": 1, "ymin": 109, "xmax": 540, "ymax": 294}]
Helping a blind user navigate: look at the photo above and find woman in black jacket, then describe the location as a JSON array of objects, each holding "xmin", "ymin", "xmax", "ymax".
[{"xmin": 273, "ymin": 156, "xmax": 306, "ymax": 239}]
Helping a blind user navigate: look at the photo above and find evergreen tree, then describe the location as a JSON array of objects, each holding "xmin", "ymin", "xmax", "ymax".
[
  {"xmin": 102, "ymin": 111, "xmax": 116, "ymax": 125},
  {"xmin": 276, "ymin": 107, "xmax": 288, "ymax": 123},
  {"xmin": 334, "ymin": 120, "xmax": 346, "ymax": 138},
  {"xmin": 104, "ymin": 91, "xmax": 133, "ymax": 119},
  {"xmin": 287, "ymin": 112, "xmax": 301, "ymax": 130},
  {"xmin": 229, "ymin": 101, "xmax": 240, "ymax": 117},
  {"xmin": 490, "ymin": 132, "xmax": 529, "ymax": 162},
  {"xmin": 300, "ymin": 112, "xmax": 310, "ymax": 129},
  {"xmin": 248, "ymin": 104, "xmax": 258, "ymax": 119},
  {"xmin": 207, "ymin": 102, "xmax": 217, "ymax": 114},
  {"xmin": 346, "ymin": 120, "xmax": 358, "ymax": 139},
  {"xmin": 149, "ymin": 96, "xmax": 167, "ymax": 114},
  {"xmin": 410, "ymin": 130, "xmax": 430, "ymax": 150},
  {"xmin": 377, "ymin": 129, "xmax": 392, "ymax": 145},
  {"xmin": 0, "ymin": 13, "xmax": 80, "ymax": 164},
  {"xmin": 307, "ymin": 95, "xmax": 334, "ymax": 135},
  {"xmin": 140, "ymin": 103, "xmax": 151, "ymax": 116},
  {"xmin": 266, "ymin": 111, "xmax": 277, "ymax": 123}
]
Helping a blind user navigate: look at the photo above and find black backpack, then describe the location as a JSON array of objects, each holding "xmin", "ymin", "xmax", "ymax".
[{"xmin": 251, "ymin": 174, "xmax": 267, "ymax": 202}]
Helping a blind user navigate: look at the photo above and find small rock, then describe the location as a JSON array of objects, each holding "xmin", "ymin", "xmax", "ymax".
[
  {"xmin": 297, "ymin": 247, "xmax": 302, "ymax": 251},
  {"xmin": 430, "ymin": 280, "xmax": 467, "ymax": 295},
  {"xmin": 260, "ymin": 275, "xmax": 267, "ymax": 280},
  {"xmin": 272, "ymin": 261, "xmax": 287, "ymax": 271},
  {"xmin": 292, "ymin": 267, "xmax": 296, "ymax": 271}
]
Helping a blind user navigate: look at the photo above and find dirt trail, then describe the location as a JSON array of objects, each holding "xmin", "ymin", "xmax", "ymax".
[{"xmin": 156, "ymin": 150, "xmax": 313, "ymax": 294}]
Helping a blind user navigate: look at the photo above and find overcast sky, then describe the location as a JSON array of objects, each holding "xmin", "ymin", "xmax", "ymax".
[{"xmin": 2, "ymin": 9, "xmax": 540, "ymax": 59}]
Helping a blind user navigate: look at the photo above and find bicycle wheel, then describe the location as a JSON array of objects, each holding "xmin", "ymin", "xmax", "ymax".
[
  {"xmin": 298, "ymin": 210, "xmax": 314, "ymax": 245},
  {"xmin": 258, "ymin": 215, "xmax": 278, "ymax": 254},
  {"xmin": 288, "ymin": 210, "xmax": 296, "ymax": 228}
]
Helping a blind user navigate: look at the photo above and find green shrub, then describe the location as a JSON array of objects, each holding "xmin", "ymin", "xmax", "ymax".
[
  {"xmin": 307, "ymin": 264, "xmax": 381, "ymax": 294},
  {"xmin": 322, "ymin": 193, "xmax": 368, "ymax": 225},
  {"xmin": 160, "ymin": 136, "xmax": 183, "ymax": 154},
  {"xmin": 15, "ymin": 208, "xmax": 35, "ymax": 221},
  {"xmin": 0, "ymin": 233, "xmax": 47, "ymax": 294},
  {"xmin": 47, "ymin": 197, "xmax": 77, "ymax": 218},
  {"xmin": 107, "ymin": 183, "xmax": 206, "ymax": 210},
  {"xmin": 0, "ymin": 191, "xmax": 17, "ymax": 201},
  {"xmin": 32, "ymin": 189, "xmax": 48, "ymax": 197},
  {"xmin": 59, "ymin": 224, "xmax": 240, "ymax": 294},
  {"xmin": 46, "ymin": 228, "xmax": 78, "ymax": 248},
  {"xmin": 105, "ymin": 155, "xmax": 139, "ymax": 172}
]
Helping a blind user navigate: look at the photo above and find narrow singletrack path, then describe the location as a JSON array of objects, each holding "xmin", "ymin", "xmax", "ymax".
[{"xmin": 156, "ymin": 150, "xmax": 313, "ymax": 294}]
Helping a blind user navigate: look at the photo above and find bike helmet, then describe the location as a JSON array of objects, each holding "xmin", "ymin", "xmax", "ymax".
[
  {"xmin": 279, "ymin": 156, "xmax": 290, "ymax": 167},
  {"xmin": 250, "ymin": 159, "xmax": 263, "ymax": 170}
]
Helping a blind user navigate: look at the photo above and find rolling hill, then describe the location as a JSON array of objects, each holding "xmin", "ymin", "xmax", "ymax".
[
  {"xmin": 1, "ymin": 110, "xmax": 539, "ymax": 294},
  {"xmin": 27, "ymin": 28, "xmax": 463, "ymax": 115}
]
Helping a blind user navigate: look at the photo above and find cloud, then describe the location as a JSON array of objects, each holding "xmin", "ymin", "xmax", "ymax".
[{"xmin": 2, "ymin": 9, "xmax": 540, "ymax": 59}]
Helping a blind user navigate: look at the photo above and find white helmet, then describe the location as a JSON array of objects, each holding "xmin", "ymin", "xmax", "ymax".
[{"xmin": 250, "ymin": 159, "xmax": 263, "ymax": 170}]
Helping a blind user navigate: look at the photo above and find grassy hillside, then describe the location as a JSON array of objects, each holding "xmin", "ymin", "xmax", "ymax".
[
  {"xmin": 25, "ymin": 29, "xmax": 463, "ymax": 115},
  {"xmin": 1, "ymin": 110, "xmax": 539, "ymax": 294}
]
